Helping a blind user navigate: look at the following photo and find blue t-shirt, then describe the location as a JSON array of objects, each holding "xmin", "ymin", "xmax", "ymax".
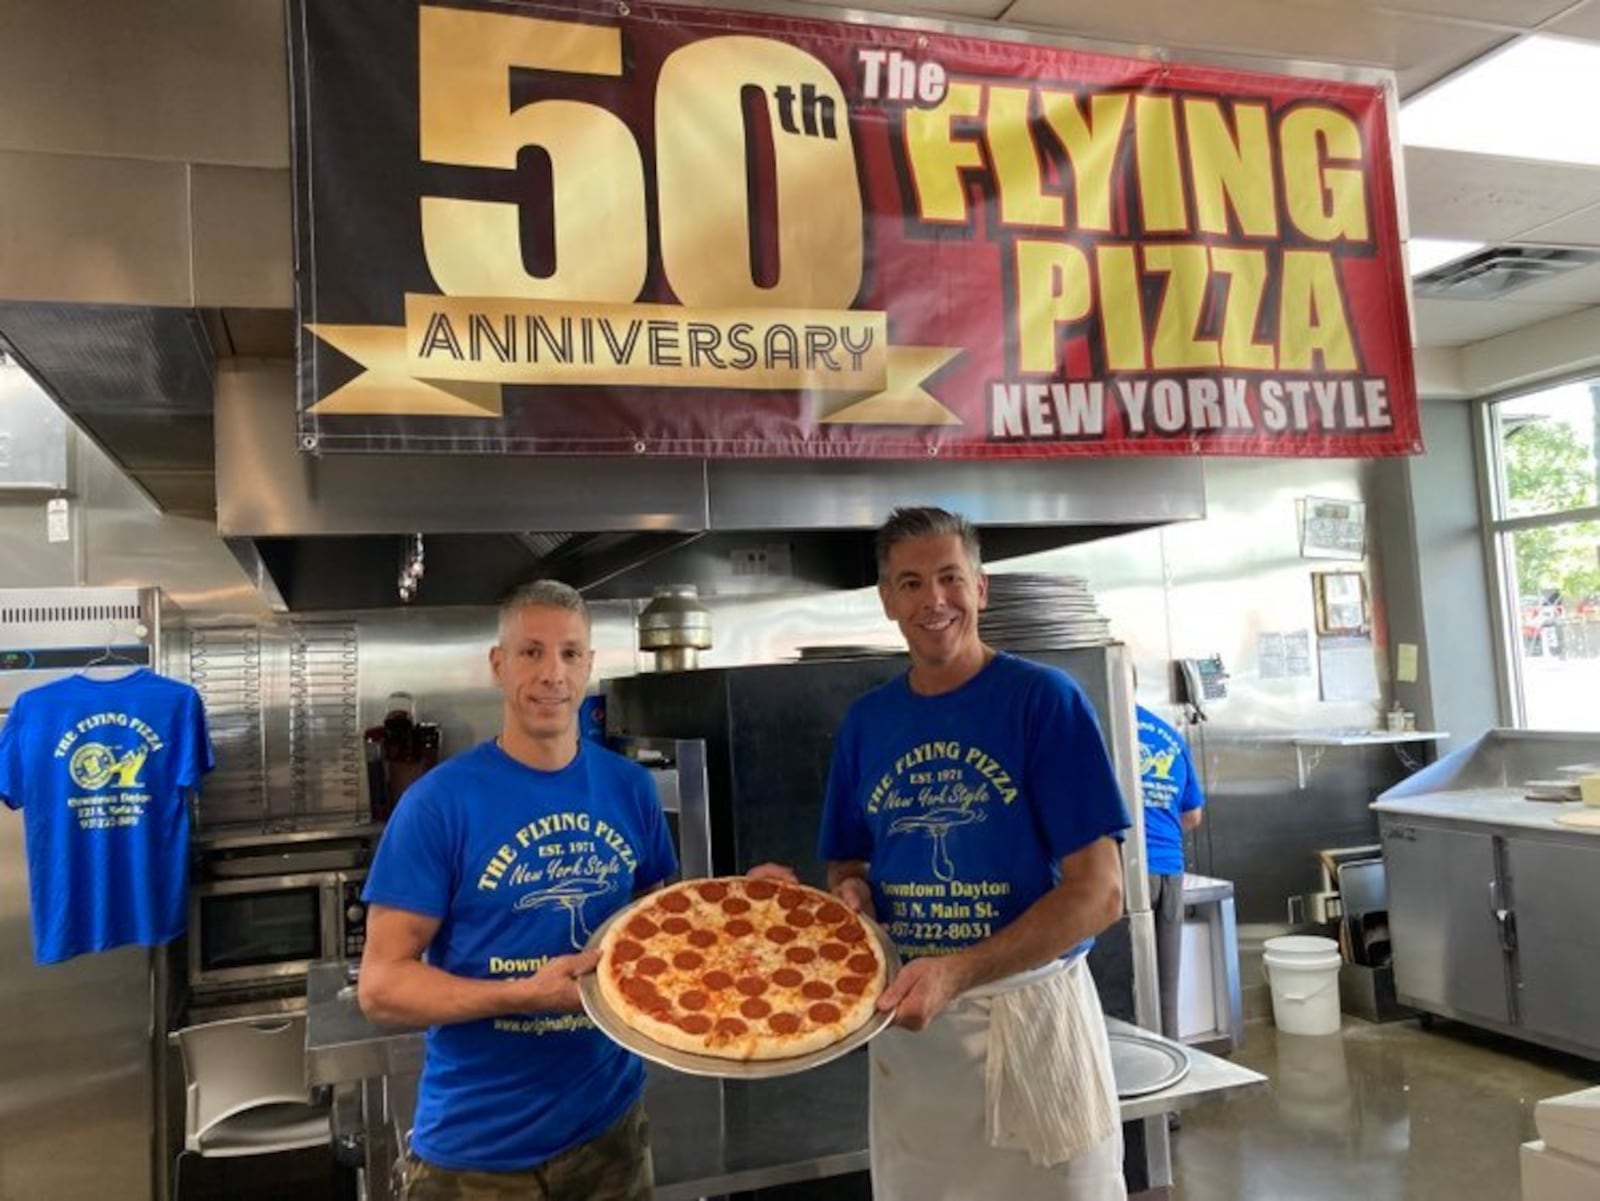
[
  {"xmin": 0, "ymin": 669, "xmax": 213, "ymax": 965},
  {"xmin": 1137, "ymin": 705, "xmax": 1205, "ymax": 876},
  {"xmin": 363, "ymin": 739, "xmax": 677, "ymax": 1173},
  {"xmin": 819, "ymin": 653, "xmax": 1130, "ymax": 962}
]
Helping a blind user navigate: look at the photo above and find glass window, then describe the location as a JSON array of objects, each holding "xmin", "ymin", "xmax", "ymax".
[
  {"xmin": 1496, "ymin": 383, "xmax": 1600, "ymax": 519},
  {"xmin": 1487, "ymin": 380, "xmax": 1600, "ymax": 729},
  {"xmin": 1505, "ymin": 525, "xmax": 1600, "ymax": 730}
]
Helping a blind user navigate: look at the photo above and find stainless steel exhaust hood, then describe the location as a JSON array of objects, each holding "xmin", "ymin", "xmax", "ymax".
[
  {"xmin": 0, "ymin": 301, "xmax": 1204, "ymax": 611},
  {"xmin": 215, "ymin": 361, "xmax": 1207, "ymax": 610},
  {"xmin": 0, "ymin": 11, "xmax": 1206, "ymax": 614}
]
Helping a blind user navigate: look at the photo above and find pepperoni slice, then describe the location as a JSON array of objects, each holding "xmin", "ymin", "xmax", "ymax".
[
  {"xmin": 764, "ymin": 925, "xmax": 797, "ymax": 945},
  {"xmin": 725, "ymin": 918, "xmax": 756, "ymax": 937},
  {"xmin": 627, "ymin": 915, "xmax": 659, "ymax": 939},
  {"xmin": 636, "ymin": 956, "xmax": 668, "ymax": 977},
  {"xmin": 785, "ymin": 946, "xmax": 818, "ymax": 965},
  {"xmin": 817, "ymin": 901, "xmax": 849, "ymax": 924},
  {"xmin": 661, "ymin": 916, "xmax": 691, "ymax": 935},
  {"xmin": 679, "ymin": 990, "xmax": 709, "ymax": 1011},
  {"xmin": 735, "ymin": 976, "xmax": 768, "ymax": 997},
  {"xmin": 702, "ymin": 970, "xmax": 734, "ymax": 991},
  {"xmin": 740, "ymin": 997, "xmax": 772, "ymax": 1019},
  {"xmin": 694, "ymin": 880, "xmax": 730, "ymax": 903},
  {"xmin": 808, "ymin": 1001, "xmax": 842, "ymax": 1024},
  {"xmin": 801, "ymin": 980, "xmax": 834, "ymax": 1000},
  {"xmin": 714, "ymin": 1017, "xmax": 748, "ymax": 1038},
  {"xmin": 720, "ymin": 897, "xmax": 752, "ymax": 916},
  {"xmin": 847, "ymin": 952, "xmax": 879, "ymax": 975},
  {"xmin": 776, "ymin": 887, "xmax": 809, "ymax": 910},
  {"xmin": 744, "ymin": 879, "xmax": 780, "ymax": 901},
  {"xmin": 658, "ymin": 890, "xmax": 692, "ymax": 913},
  {"xmin": 818, "ymin": 942, "xmax": 850, "ymax": 962},
  {"xmin": 678, "ymin": 1013, "xmax": 713, "ymax": 1034},
  {"xmin": 687, "ymin": 928, "xmax": 717, "ymax": 949},
  {"xmin": 612, "ymin": 939, "xmax": 646, "ymax": 963},
  {"xmin": 837, "ymin": 975, "xmax": 872, "ymax": 995},
  {"xmin": 768, "ymin": 1012, "xmax": 802, "ymax": 1034},
  {"xmin": 672, "ymin": 950, "xmax": 705, "ymax": 971},
  {"xmin": 788, "ymin": 909, "xmax": 817, "ymax": 928},
  {"xmin": 619, "ymin": 977, "xmax": 663, "ymax": 1005},
  {"xmin": 772, "ymin": 967, "xmax": 804, "ymax": 989},
  {"xmin": 836, "ymin": 922, "xmax": 868, "ymax": 943}
]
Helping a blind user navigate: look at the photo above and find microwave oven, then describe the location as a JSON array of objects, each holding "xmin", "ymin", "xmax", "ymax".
[{"xmin": 187, "ymin": 868, "xmax": 368, "ymax": 992}]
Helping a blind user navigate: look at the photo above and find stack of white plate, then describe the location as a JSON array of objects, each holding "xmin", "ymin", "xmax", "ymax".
[
  {"xmin": 979, "ymin": 573, "xmax": 1114, "ymax": 650},
  {"xmin": 1525, "ymin": 778, "xmax": 1582, "ymax": 802},
  {"xmin": 794, "ymin": 645, "xmax": 903, "ymax": 661}
]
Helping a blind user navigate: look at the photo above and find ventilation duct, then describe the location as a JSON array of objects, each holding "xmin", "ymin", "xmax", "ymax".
[{"xmin": 1413, "ymin": 245, "xmax": 1600, "ymax": 300}]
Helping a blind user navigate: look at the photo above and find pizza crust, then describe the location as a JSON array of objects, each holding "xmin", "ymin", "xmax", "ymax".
[{"xmin": 596, "ymin": 877, "xmax": 888, "ymax": 1061}]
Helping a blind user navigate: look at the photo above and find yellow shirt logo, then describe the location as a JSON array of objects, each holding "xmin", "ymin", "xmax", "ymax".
[
  {"xmin": 1140, "ymin": 745, "xmax": 1178, "ymax": 781},
  {"xmin": 69, "ymin": 743, "xmax": 148, "ymax": 790}
]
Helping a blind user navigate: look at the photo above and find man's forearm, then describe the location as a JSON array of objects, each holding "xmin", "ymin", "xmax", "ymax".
[{"xmin": 359, "ymin": 958, "xmax": 537, "ymax": 1027}]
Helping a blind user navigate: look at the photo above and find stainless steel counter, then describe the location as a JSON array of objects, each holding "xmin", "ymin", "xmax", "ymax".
[
  {"xmin": 1106, "ymin": 1018, "xmax": 1265, "ymax": 1120},
  {"xmin": 1181, "ymin": 873, "xmax": 1245, "ymax": 1052},
  {"xmin": 1181, "ymin": 872, "xmax": 1235, "ymax": 905},
  {"xmin": 306, "ymin": 962, "xmax": 1264, "ymax": 1199},
  {"xmin": 1372, "ymin": 788, "xmax": 1598, "ymax": 836},
  {"xmin": 1373, "ymin": 773, "xmax": 1600, "ymax": 1061}
]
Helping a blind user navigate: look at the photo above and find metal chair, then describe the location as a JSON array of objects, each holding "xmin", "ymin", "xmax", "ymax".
[{"xmin": 170, "ymin": 1014, "xmax": 331, "ymax": 1199}]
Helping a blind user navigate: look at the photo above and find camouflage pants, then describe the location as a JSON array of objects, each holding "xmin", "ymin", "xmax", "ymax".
[{"xmin": 401, "ymin": 1102, "xmax": 652, "ymax": 1201}]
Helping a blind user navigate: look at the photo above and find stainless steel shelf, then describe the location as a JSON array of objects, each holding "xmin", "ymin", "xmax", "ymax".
[{"xmin": 1288, "ymin": 730, "xmax": 1450, "ymax": 787}]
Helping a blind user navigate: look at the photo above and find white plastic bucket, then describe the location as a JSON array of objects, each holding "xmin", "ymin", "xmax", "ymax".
[{"xmin": 1262, "ymin": 935, "xmax": 1343, "ymax": 1036}]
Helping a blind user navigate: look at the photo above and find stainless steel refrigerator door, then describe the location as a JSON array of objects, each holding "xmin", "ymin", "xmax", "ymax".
[{"xmin": 0, "ymin": 812, "xmax": 155, "ymax": 1201}]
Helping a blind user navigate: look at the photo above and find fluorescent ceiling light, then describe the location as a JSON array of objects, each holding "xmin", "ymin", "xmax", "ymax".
[
  {"xmin": 1408, "ymin": 238, "xmax": 1484, "ymax": 276},
  {"xmin": 1401, "ymin": 35, "xmax": 1600, "ymax": 167}
]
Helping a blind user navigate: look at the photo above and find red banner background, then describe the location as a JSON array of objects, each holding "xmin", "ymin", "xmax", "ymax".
[{"xmin": 292, "ymin": 0, "xmax": 1421, "ymax": 458}]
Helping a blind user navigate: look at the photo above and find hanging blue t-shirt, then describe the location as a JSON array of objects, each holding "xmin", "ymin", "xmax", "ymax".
[
  {"xmin": 0, "ymin": 669, "xmax": 213, "ymax": 965},
  {"xmin": 1137, "ymin": 705, "xmax": 1205, "ymax": 876},
  {"xmin": 819, "ymin": 653, "xmax": 1130, "ymax": 963},
  {"xmin": 364, "ymin": 738, "xmax": 676, "ymax": 1174}
]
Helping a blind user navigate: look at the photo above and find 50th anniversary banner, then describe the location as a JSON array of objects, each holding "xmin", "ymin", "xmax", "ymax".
[{"xmin": 291, "ymin": 0, "xmax": 1420, "ymax": 457}]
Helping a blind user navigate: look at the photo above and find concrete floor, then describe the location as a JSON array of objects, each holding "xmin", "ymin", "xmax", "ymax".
[{"xmin": 1171, "ymin": 1018, "xmax": 1600, "ymax": 1200}]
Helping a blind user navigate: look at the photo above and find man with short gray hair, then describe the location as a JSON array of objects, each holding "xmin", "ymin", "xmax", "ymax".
[{"xmin": 360, "ymin": 580, "xmax": 676, "ymax": 1200}]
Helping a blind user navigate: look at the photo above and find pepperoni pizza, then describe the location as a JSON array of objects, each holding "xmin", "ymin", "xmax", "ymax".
[{"xmin": 595, "ymin": 877, "xmax": 889, "ymax": 1061}]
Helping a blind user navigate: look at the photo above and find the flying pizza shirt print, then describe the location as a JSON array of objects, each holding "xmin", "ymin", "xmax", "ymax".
[
  {"xmin": 820, "ymin": 653, "xmax": 1129, "ymax": 961},
  {"xmin": 362, "ymin": 738, "xmax": 676, "ymax": 1173},
  {"xmin": 0, "ymin": 670, "xmax": 213, "ymax": 964}
]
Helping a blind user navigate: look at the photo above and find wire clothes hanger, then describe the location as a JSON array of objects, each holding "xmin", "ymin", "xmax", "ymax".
[{"xmin": 83, "ymin": 623, "xmax": 142, "ymax": 673}]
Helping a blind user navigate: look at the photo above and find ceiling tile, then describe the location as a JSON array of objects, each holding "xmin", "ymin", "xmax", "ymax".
[
  {"xmin": 1370, "ymin": 0, "xmax": 1579, "ymax": 27},
  {"xmin": 1402, "ymin": 147, "xmax": 1600, "ymax": 241},
  {"xmin": 1000, "ymin": 0, "xmax": 1507, "ymax": 92},
  {"xmin": 793, "ymin": 0, "xmax": 1014, "ymax": 19},
  {"xmin": 1513, "ymin": 202, "xmax": 1600, "ymax": 247},
  {"xmin": 1545, "ymin": 2, "xmax": 1600, "ymax": 41},
  {"xmin": 1412, "ymin": 295, "xmax": 1584, "ymax": 345}
]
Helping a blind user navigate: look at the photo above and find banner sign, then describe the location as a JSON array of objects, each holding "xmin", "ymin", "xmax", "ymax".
[{"xmin": 291, "ymin": 0, "xmax": 1421, "ymax": 458}]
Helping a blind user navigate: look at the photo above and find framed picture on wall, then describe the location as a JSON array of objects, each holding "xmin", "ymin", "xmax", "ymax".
[
  {"xmin": 1299, "ymin": 497, "xmax": 1367, "ymax": 560},
  {"xmin": 1313, "ymin": 571, "xmax": 1371, "ymax": 635}
]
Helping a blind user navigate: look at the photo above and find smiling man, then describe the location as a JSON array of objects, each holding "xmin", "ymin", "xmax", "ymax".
[
  {"xmin": 818, "ymin": 506, "xmax": 1132, "ymax": 1201},
  {"xmin": 359, "ymin": 580, "xmax": 676, "ymax": 1201}
]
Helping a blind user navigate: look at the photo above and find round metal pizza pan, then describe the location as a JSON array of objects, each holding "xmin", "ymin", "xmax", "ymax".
[
  {"xmin": 1107, "ymin": 1028, "xmax": 1191, "ymax": 1098},
  {"xmin": 579, "ymin": 891, "xmax": 903, "ymax": 1079}
]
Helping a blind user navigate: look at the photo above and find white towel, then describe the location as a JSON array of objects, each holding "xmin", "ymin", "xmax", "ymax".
[{"xmin": 983, "ymin": 958, "xmax": 1119, "ymax": 1167}]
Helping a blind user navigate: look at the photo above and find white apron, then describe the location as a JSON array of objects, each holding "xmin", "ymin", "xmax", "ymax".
[{"xmin": 868, "ymin": 956, "xmax": 1126, "ymax": 1201}]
